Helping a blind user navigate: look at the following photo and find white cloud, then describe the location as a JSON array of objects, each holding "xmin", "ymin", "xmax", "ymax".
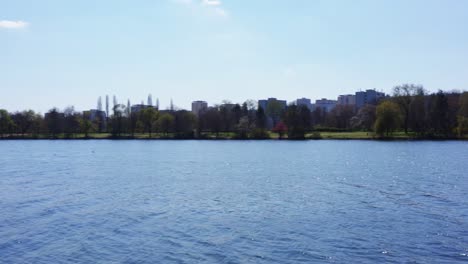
[
  {"xmin": 202, "ymin": 0, "xmax": 221, "ymax": 6},
  {"xmin": 172, "ymin": 0, "xmax": 228, "ymax": 18},
  {"xmin": 202, "ymin": 0, "xmax": 227, "ymax": 17},
  {"xmin": 0, "ymin": 20, "xmax": 29, "ymax": 29}
]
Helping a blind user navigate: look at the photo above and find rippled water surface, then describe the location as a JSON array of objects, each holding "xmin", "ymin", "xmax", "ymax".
[{"xmin": 1, "ymin": 140, "xmax": 467, "ymax": 263}]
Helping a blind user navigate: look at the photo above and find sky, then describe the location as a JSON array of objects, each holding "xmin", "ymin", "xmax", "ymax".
[{"xmin": 1, "ymin": 0, "xmax": 468, "ymax": 113}]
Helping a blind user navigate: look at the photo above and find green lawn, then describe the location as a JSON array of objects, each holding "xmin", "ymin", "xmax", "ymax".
[
  {"xmin": 2, "ymin": 131, "xmax": 465, "ymax": 140},
  {"xmin": 311, "ymin": 131, "xmax": 419, "ymax": 139},
  {"xmin": 315, "ymin": 131, "xmax": 374, "ymax": 139}
]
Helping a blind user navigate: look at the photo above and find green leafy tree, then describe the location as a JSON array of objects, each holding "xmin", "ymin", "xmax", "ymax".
[
  {"xmin": 242, "ymin": 100, "xmax": 257, "ymax": 127},
  {"xmin": 202, "ymin": 108, "xmax": 222, "ymax": 137},
  {"xmin": 457, "ymin": 92, "xmax": 468, "ymax": 137},
  {"xmin": 232, "ymin": 104, "xmax": 242, "ymax": 125},
  {"xmin": 79, "ymin": 112, "xmax": 94, "ymax": 138},
  {"xmin": 408, "ymin": 91, "xmax": 427, "ymax": 136},
  {"xmin": 457, "ymin": 116, "xmax": 468, "ymax": 137},
  {"xmin": 446, "ymin": 93, "xmax": 460, "ymax": 134},
  {"xmin": 284, "ymin": 105, "xmax": 306, "ymax": 139},
  {"xmin": 219, "ymin": 105, "xmax": 234, "ymax": 132},
  {"xmin": 0, "ymin": 109, "xmax": 14, "ymax": 138},
  {"xmin": 141, "ymin": 108, "xmax": 158, "ymax": 137},
  {"xmin": 128, "ymin": 112, "xmax": 139, "ymax": 137},
  {"xmin": 374, "ymin": 101, "xmax": 402, "ymax": 137},
  {"xmin": 94, "ymin": 113, "xmax": 105, "ymax": 133},
  {"xmin": 30, "ymin": 113, "xmax": 44, "ymax": 137},
  {"xmin": 299, "ymin": 105, "xmax": 312, "ymax": 132},
  {"xmin": 256, "ymin": 106, "xmax": 267, "ymax": 130},
  {"xmin": 111, "ymin": 104, "xmax": 126, "ymax": 137},
  {"xmin": 157, "ymin": 113, "xmax": 174, "ymax": 136},
  {"xmin": 241, "ymin": 102, "xmax": 249, "ymax": 117},
  {"xmin": 312, "ymin": 107, "xmax": 325, "ymax": 127},
  {"xmin": 459, "ymin": 92, "xmax": 468, "ymax": 117},
  {"xmin": 174, "ymin": 110, "xmax": 196, "ymax": 138},
  {"xmin": 266, "ymin": 101, "xmax": 284, "ymax": 127},
  {"xmin": 250, "ymin": 106, "xmax": 269, "ymax": 139},
  {"xmin": 11, "ymin": 110, "xmax": 36, "ymax": 137},
  {"xmin": 64, "ymin": 106, "xmax": 80, "ymax": 138},
  {"xmin": 45, "ymin": 108, "xmax": 64, "ymax": 138}
]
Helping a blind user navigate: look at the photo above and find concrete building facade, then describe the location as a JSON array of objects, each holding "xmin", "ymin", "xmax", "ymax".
[
  {"xmin": 296, "ymin": 98, "xmax": 314, "ymax": 111},
  {"xmin": 337, "ymin": 94, "xmax": 356, "ymax": 106},
  {"xmin": 83, "ymin": 109, "xmax": 107, "ymax": 130},
  {"xmin": 86, "ymin": 109, "xmax": 107, "ymax": 121},
  {"xmin": 315, "ymin": 99, "xmax": 337, "ymax": 112},
  {"xmin": 258, "ymin": 98, "xmax": 287, "ymax": 129},
  {"xmin": 131, "ymin": 104, "xmax": 156, "ymax": 113},
  {"xmin": 191, "ymin": 101, "xmax": 208, "ymax": 116},
  {"xmin": 258, "ymin": 98, "xmax": 287, "ymax": 112},
  {"xmin": 355, "ymin": 89, "xmax": 385, "ymax": 109}
]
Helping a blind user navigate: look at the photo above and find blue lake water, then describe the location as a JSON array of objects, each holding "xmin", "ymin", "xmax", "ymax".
[{"xmin": 0, "ymin": 140, "xmax": 467, "ymax": 263}]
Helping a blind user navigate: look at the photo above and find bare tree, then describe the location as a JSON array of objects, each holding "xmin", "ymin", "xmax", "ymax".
[{"xmin": 393, "ymin": 84, "xmax": 425, "ymax": 134}]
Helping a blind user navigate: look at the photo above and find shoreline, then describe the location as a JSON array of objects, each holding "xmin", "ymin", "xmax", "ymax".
[{"xmin": 1, "ymin": 134, "xmax": 466, "ymax": 141}]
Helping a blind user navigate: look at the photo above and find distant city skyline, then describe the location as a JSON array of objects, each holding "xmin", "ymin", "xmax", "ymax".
[
  {"xmin": 77, "ymin": 88, "xmax": 385, "ymax": 110},
  {"xmin": 2, "ymin": 0, "xmax": 468, "ymax": 113},
  {"xmin": 1, "ymin": 88, "xmax": 385, "ymax": 113}
]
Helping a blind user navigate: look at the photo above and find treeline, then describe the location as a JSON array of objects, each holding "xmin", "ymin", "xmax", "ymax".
[
  {"xmin": 374, "ymin": 85, "xmax": 468, "ymax": 138},
  {"xmin": 1, "ymin": 85, "xmax": 468, "ymax": 139}
]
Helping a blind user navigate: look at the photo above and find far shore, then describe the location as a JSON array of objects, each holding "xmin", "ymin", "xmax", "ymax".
[{"xmin": 1, "ymin": 132, "xmax": 466, "ymax": 141}]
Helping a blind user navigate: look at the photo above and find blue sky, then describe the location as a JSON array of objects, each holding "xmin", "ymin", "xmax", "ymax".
[{"xmin": 1, "ymin": 0, "xmax": 468, "ymax": 113}]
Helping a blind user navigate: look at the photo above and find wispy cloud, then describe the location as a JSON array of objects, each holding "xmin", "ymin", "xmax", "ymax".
[
  {"xmin": 173, "ymin": 0, "xmax": 228, "ymax": 18},
  {"xmin": 202, "ymin": 0, "xmax": 221, "ymax": 6},
  {"xmin": 0, "ymin": 20, "xmax": 29, "ymax": 29}
]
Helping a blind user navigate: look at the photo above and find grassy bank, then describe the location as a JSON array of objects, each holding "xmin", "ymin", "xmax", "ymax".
[
  {"xmin": 1, "ymin": 131, "xmax": 466, "ymax": 140},
  {"xmin": 315, "ymin": 131, "xmax": 417, "ymax": 139}
]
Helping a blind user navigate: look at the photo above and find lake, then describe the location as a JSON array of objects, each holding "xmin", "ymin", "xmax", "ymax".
[{"xmin": 0, "ymin": 140, "xmax": 467, "ymax": 263}]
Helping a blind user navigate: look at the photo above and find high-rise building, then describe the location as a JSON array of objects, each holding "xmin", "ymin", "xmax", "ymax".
[
  {"xmin": 258, "ymin": 98, "xmax": 287, "ymax": 129},
  {"xmin": 296, "ymin": 98, "xmax": 314, "ymax": 111},
  {"xmin": 84, "ymin": 109, "xmax": 107, "ymax": 121},
  {"xmin": 191, "ymin": 101, "xmax": 208, "ymax": 116},
  {"xmin": 355, "ymin": 89, "xmax": 385, "ymax": 109},
  {"xmin": 315, "ymin": 98, "xmax": 337, "ymax": 112},
  {"xmin": 220, "ymin": 103, "xmax": 236, "ymax": 111},
  {"xmin": 83, "ymin": 109, "xmax": 107, "ymax": 131},
  {"xmin": 131, "ymin": 104, "xmax": 155, "ymax": 113},
  {"xmin": 337, "ymin": 94, "xmax": 356, "ymax": 106},
  {"xmin": 258, "ymin": 98, "xmax": 287, "ymax": 112}
]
